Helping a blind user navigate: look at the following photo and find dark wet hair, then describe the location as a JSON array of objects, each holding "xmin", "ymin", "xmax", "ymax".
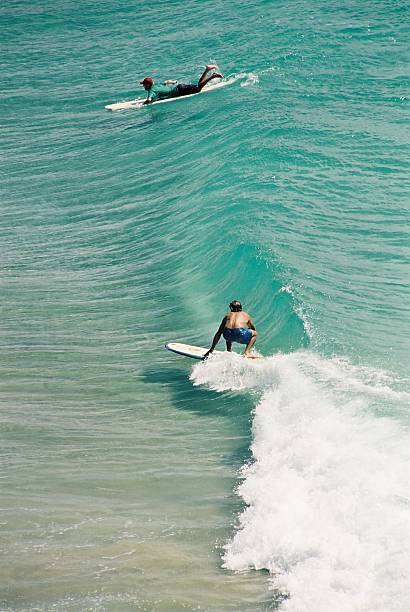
[{"xmin": 229, "ymin": 300, "xmax": 242, "ymax": 312}]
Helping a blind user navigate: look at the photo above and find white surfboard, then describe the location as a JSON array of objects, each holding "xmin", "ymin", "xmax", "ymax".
[
  {"xmin": 105, "ymin": 78, "xmax": 232, "ymax": 112},
  {"xmin": 165, "ymin": 342, "xmax": 217, "ymax": 360},
  {"xmin": 165, "ymin": 342, "xmax": 263, "ymax": 361}
]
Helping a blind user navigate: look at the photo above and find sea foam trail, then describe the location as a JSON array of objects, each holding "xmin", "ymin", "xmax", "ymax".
[{"xmin": 191, "ymin": 352, "xmax": 410, "ymax": 612}]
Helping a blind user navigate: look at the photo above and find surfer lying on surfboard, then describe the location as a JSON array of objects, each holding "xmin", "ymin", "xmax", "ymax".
[
  {"xmin": 204, "ymin": 300, "xmax": 258, "ymax": 359},
  {"xmin": 140, "ymin": 64, "xmax": 224, "ymax": 104}
]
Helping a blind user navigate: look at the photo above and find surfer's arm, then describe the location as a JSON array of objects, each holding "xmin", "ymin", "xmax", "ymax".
[
  {"xmin": 204, "ymin": 317, "xmax": 227, "ymax": 357},
  {"xmin": 143, "ymin": 88, "xmax": 155, "ymax": 105},
  {"xmin": 247, "ymin": 316, "xmax": 256, "ymax": 331}
]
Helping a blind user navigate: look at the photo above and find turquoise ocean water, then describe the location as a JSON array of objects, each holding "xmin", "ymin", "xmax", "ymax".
[{"xmin": 1, "ymin": 0, "xmax": 410, "ymax": 610}]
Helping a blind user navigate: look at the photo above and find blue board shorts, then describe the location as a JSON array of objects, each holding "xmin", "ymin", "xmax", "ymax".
[{"xmin": 222, "ymin": 328, "xmax": 253, "ymax": 345}]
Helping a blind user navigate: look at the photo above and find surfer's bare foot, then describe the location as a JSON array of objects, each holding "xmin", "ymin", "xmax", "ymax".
[
  {"xmin": 212, "ymin": 72, "xmax": 224, "ymax": 79},
  {"xmin": 244, "ymin": 353, "xmax": 258, "ymax": 359},
  {"xmin": 206, "ymin": 64, "xmax": 218, "ymax": 71}
]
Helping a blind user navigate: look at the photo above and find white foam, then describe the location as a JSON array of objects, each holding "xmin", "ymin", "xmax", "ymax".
[
  {"xmin": 240, "ymin": 74, "xmax": 259, "ymax": 87},
  {"xmin": 190, "ymin": 352, "xmax": 410, "ymax": 612},
  {"xmin": 190, "ymin": 351, "xmax": 275, "ymax": 392},
  {"xmin": 278, "ymin": 284, "xmax": 314, "ymax": 340}
]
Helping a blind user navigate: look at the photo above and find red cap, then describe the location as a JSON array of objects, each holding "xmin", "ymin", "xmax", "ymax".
[{"xmin": 140, "ymin": 77, "xmax": 154, "ymax": 86}]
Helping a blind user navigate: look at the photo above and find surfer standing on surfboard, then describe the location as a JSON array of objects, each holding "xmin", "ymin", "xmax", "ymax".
[
  {"xmin": 204, "ymin": 300, "xmax": 258, "ymax": 359},
  {"xmin": 140, "ymin": 65, "xmax": 223, "ymax": 104}
]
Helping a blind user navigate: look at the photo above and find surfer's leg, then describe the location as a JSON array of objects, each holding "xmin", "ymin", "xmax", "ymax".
[
  {"xmin": 244, "ymin": 330, "xmax": 257, "ymax": 357},
  {"xmin": 197, "ymin": 72, "xmax": 224, "ymax": 90},
  {"xmin": 197, "ymin": 66, "xmax": 223, "ymax": 90},
  {"xmin": 226, "ymin": 340, "xmax": 232, "ymax": 352},
  {"xmin": 198, "ymin": 65, "xmax": 218, "ymax": 85}
]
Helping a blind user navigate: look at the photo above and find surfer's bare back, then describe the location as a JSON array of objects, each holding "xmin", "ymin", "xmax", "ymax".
[{"xmin": 140, "ymin": 65, "xmax": 223, "ymax": 104}]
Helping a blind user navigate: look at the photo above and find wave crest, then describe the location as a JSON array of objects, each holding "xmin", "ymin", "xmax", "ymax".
[{"xmin": 191, "ymin": 351, "xmax": 410, "ymax": 611}]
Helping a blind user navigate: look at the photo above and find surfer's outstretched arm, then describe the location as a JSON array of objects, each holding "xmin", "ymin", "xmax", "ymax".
[{"xmin": 204, "ymin": 316, "xmax": 227, "ymax": 358}]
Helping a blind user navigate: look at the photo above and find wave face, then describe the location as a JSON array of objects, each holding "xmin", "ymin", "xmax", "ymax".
[
  {"xmin": 2, "ymin": 0, "xmax": 409, "ymax": 609},
  {"xmin": 191, "ymin": 352, "xmax": 410, "ymax": 611}
]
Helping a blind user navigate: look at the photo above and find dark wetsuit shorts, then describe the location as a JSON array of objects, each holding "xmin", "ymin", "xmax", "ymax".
[
  {"xmin": 176, "ymin": 84, "xmax": 200, "ymax": 96},
  {"xmin": 222, "ymin": 328, "xmax": 253, "ymax": 345}
]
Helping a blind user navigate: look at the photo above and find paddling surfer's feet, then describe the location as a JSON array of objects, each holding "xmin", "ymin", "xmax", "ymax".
[
  {"xmin": 212, "ymin": 72, "xmax": 224, "ymax": 79},
  {"xmin": 206, "ymin": 64, "xmax": 218, "ymax": 71}
]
